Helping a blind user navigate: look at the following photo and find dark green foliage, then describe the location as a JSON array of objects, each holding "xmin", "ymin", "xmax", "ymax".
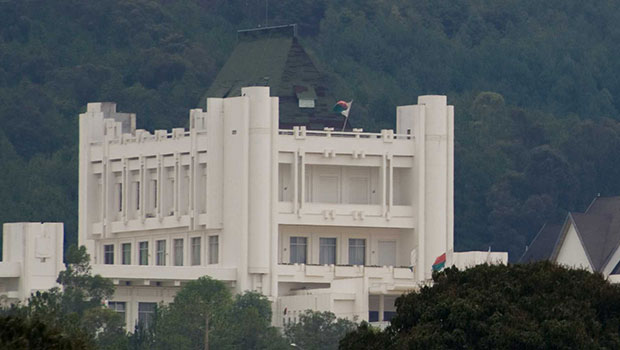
[
  {"xmin": 341, "ymin": 262, "xmax": 620, "ymax": 349},
  {"xmin": 0, "ymin": 314, "xmax": 89, "ymax": 350},
  {"xmin": 1, "ymin": 245, "xmax": 127, "ymax": 349},
  {"xmin": 3, "ymin": 0, "xmax": 620, "ymax": 260},
  {"xmin": 284, "ymin": 310, "xmax": 358, "ymax": 350},
  {"xmin": 153, "ymin": 277, "xmax": 288, "ymax": 350}
]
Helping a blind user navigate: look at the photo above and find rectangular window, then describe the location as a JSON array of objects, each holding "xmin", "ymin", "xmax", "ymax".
[
  {"xmin": 320, "ymin": 238, "xmax": 337, "ymax": 265},
  {"xmin": 108, "ymin": 301, "xmax": 126, "ymax": 323},
  {"xmin": 191, "ymin": 237, "xmax": 201, "ymax": 266},
  {"xmin": 173, "ymin": 239, "xmax": 183, "ymax": 266},
  {"xmin": 349, "ymin": 239, "xmax": 366, "ymax": 265},
  {"xmin": 139, "ymin": 241, "xmax": 149, "ymax": 265},
  {"xmin": 208, "ymin": 236, "xmax": 219, "ymax": 264},
  {"xmin": 290, "ymin": 237, "xmax": 307, "ymax": 264},
  {"xmin": 151, "ymin": 179, "xmax": 158, "ymax": 210},
  {"xmin": 117, "ymin": 183, "xmax": 123, "ymax": 212},
  {"xmin": 134, "ymin": 181, "xmax": 140, "ymax": 210},
  {"xmin": 122, "ymin": 243, "xmax": 131, "ymax": 265},
  {"xmin": 104, "ymin": 244, "xmax": 114, "ymax": 264},
  {"xmin": 138, "ymin": 302, "xmax": 157, "ymax": 329},
  {"xmin": 156, "ymin": 240, "xmax": 166, "ymax": 266}
]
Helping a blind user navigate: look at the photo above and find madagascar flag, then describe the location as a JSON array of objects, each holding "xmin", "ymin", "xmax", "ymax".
[
  {"xmin": 432, "ymin": 253, "xmax": 446, "ymax": 272},
  {"xmin": 333, "ymin": 100, "xmax": 352, "ymax": 117}
]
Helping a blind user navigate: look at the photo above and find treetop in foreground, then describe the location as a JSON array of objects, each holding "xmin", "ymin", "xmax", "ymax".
[{"xmin": 341, "ymin": 262, "xmax": 620, "ymax": 349}]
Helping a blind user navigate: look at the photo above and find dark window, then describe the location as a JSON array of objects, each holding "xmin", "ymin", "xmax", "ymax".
[
  {"xmin": 104, "ymin": 244, "xmax": 114, "ymax": 264},
  {"xmin": 138, "ymin": 302, "xmax": 157, "ymax": 329},
  {"xmin": 208, "ymin": 236, "xmax": 219, "ymax": 264},
  {"xmin": 173, "ymin": 239, "xmax": 183, "ymax": 266},
  {"xmin": 349, "ymin": 239, "xmax": 366, "ymax": 265},
  {"xmin": 384, "ymin": 311, "xmax": 396, "ymax": 321},
  {"xmin": 156, "ymin": 240, "xmax": 166, "ymax": 266},
  {"xmin": 320, "ymin": 238, "xmax": 337, "ymax": 265},
  {"xmin": 290, "ymin": 237, "xmax": 307, "ymax": 264},
  {"xmin": 109, "ymin": 302, "xmax": 126, "ymax": 323},
  {"xmin": 139, "ymin": 242, "xmax": 148, "ymax": 265},
  {"xmin": 122, "ymin": 243, "xmax": 131, "ymax": 265},
  {"xmin": 191, "ymin": 237, "xmax": 201, "ymax": 266}
]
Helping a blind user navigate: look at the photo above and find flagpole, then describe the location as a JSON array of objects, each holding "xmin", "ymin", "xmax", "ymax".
[{"xmin": 341, "ymin": 100, "xmax": 352, "ymax": 131}]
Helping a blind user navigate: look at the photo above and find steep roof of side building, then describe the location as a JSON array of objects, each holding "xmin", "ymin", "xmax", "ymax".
[
  {"xmin": 525, "ymin": 196, "xmax": 620, "ymax": 272},
  {"xmin": 205, "ymin": 24, "xmax": 347, "ymax": 130},
  {"xmin": 570, "ymin": 196, "xmax": 620, "ymax": 271},
  {"xmin": 518, "ymin": 223, "xmax": 562, "ymax": 263}
]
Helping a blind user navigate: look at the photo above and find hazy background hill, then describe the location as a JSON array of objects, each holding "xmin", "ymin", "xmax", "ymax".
[{"xmin": 3, "ymin": 0, "xmax": 620, "ymax": 260}]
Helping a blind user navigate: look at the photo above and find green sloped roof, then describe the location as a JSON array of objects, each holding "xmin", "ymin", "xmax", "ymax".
[
  {"xmin": 205, "ymin": 35, "xmax": 293, "ymax": 98},
  {"xmin": 204, "ymin": 25, "xmax": 349, "ymax": 130}
]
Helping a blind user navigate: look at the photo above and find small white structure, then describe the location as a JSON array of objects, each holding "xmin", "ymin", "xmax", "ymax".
[
  {"xmin": 0, "ymin": 223, "xmax": 64, "ymax": 303},
  {"xmin": 76, "ymin": 87, "xmax": 506, "ymax": 328}
]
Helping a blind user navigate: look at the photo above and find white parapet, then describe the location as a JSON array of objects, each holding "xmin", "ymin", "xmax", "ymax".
[
  {"xmin": 0, "ymin": 223, "xmax": 64, "ymax": 302},
  {"xmin": 452, "ymin": 251, "xmax": 508, "ymax": 270}
]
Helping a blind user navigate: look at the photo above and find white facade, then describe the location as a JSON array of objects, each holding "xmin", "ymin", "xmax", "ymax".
[
  {"xmin": 0, "ymin": 223, "xmax": 64, "ymax": 303},
  {"xmin": 76, "ymin": 87, "xmax": 506, "ymax": 328}
]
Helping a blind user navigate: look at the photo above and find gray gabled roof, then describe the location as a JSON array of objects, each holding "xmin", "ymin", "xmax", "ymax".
[
  {"xmin": 526, "ymin": 196, "xmax": 620, "ymax": 272},
  {"xmin": 571, "ymin": 197, "xmax": 620, "ymax": 271},
  {"xmin": 518, "ymin": 223, "xmax": 562, "ymax": 263}
]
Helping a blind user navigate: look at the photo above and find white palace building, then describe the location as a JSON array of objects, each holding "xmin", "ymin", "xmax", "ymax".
[
  {"xmin": 0, "ymin": 26, "xmax": 507, "ymax": 329},
  {"xmin": 75, "ymin": 90, "xmax": 505, "ymax": 328}
]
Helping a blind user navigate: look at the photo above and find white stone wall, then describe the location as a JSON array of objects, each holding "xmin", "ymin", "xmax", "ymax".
[{"xmin": 0, "ymin": 223, "xmax": 64, "ymax": 302}]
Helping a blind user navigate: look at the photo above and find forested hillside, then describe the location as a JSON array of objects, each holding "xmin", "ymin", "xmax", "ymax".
[{"xmin": 2, "ymin": 0, "xmax": 620, "ymax": 260}]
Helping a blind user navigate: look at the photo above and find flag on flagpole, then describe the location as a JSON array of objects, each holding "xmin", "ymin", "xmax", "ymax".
[
  {"xmin": 333, "ymin": 100, "xmax": 353, "ymax": 131},
  {"xmin": 432, "ymin": 253, "xmax": 446, "ymax": 272},
  {"xmin": 333, "ymin": 100, "xmax": 352, "ymax": 117}
]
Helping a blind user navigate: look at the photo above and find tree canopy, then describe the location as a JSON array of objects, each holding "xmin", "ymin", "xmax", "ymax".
[
  {"xmin": 1, "ymin": 245, "xmax": 127, "ymax": 349},
  {"xmin": 284, "ymin": 310, "xmax": 357, "ymax": 350},
  {"xmin": 341, "ymin": 262, "xmax": 620, "ymax": 349},
  {"xmin": 150, "ymin": 277, "xmax": 289, "ymax": 350}
]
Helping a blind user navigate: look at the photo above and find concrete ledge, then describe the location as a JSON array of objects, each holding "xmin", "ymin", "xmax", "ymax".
[
  {"xmin": 0, "ymin": 262, "xmax": 21, "ymax": 277},
  {"xmin": 92, "ymin": 264, "xmax": 237, "ymax": 282}
]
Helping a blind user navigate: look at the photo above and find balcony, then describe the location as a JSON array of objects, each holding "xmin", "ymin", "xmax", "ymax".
[
  {"xmin": 277, "ymin": 127, "xmax": 414, "ymax": 157},
  {"xmin": 278, "ymin": 202, "xmax": 414, "ymax": 228},
  {"xmin": 276, "ymin": 263, "xmax": 417, "ymax": 291}
]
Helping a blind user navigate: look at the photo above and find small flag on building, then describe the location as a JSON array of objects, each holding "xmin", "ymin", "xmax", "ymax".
[
  {"xmin": 432, "ymin": 253, "xmax": 446, "ymax": 272},
  {"xmin": 333, "ymin": 100, "xmax": 353, "ymax": 131},
  {"xmin": 333, "ymin": 100, "xmax": 352, "ymax": 117}
]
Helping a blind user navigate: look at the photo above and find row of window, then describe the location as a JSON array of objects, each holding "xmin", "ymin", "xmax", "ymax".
[
  {"xmin": 103, "ymin": 236, "xmax": 219, "ymax": 266},
  {"xmin": 290, "ymin": 237, "xmax": 368, "ymax": 265},
  {"xmin": 109, "ymin": 301, "xmax": 156, "ymax": 329}
]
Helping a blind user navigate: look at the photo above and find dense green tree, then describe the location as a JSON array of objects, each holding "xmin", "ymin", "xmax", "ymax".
[
  {"xmin": 284, "ymin": 310, "xmax": 358, "ymax": 350},
  {"xmin": 2, "ymin": 245, "xmax": 128, "ymax": 349},
  {"xmin": 153, "ymin": 276, "xmax": 231, "ymax": 350},
  {"xmin": 153, "ymin": 277, "xmax": 287, "ymax": 350},
  {"xmin": 220, "ymin": 292, "xmax": 289, "ymax": 350},
  {"xmin": 0, "ymin": 314, "xmax": 90, "ymax": 350},
  {"xmin": 340, "ymin": 262, "xmax": 620, "ymax": 349}
]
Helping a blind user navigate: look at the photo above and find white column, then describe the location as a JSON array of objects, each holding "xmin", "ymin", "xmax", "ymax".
[
  {"xmin": 270, "ymin": 97, "xmax": 280, "ymax": 298},
  {"xmin": 245, "ymin": 87, "xmax": 273, "ymax": 276},
  {"xmin": 418, "ymin": 95, "xmax": 451, "ymax": 280},
  {"xmin": 221, "ymin": 94, "xmax": 250, "ymax": 291}
]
